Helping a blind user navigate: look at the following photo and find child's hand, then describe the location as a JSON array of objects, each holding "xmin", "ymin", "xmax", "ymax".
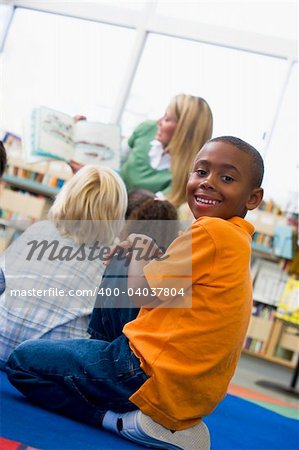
[
  {"xmin": 102, "ymin": 239, "xmax": 132, "ymax": 266},
  {"xmin": 68, "ymin": 160, "xmax": 84, "ymax": 174},
  {"xmin": 73, "ymin": 115, "xmax": 87, "ymax": 122},
  {"xmin": 103, "ymin": 233, "xmax": 162, "ymax": 266},
  {"xmin": 126, "ymin": 233, "xmax": 163, "ymax": 260}
]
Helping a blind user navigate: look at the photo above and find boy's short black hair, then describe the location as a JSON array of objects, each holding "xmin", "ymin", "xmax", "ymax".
[
  {"xmin": 207, "ymin": 136, "xmax": 264, "ymax": 188},
  {"xmin": 0, "ymin": 141, "xmax": 7, "ymax": 177}
]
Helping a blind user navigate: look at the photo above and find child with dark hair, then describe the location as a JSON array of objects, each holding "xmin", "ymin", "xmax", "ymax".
[
  {"xmin": 6, "ymin": 136, "xmax": 264, "ymax": 450},
  {"xmin": 129, "ymin": 197, "xmax": 177, "ymax": 222},
  {"xmin": 88, "ymin": 198, "xmax": 179, "ymax": 342},
  {"xmin": 125, "ymin": 189, "xmax": 155, "ymax": 219},
  {"xmin": 0, "ymin": 141, "xmax": 7, "ymax": 177},
  {"xmin": 126, "ymin": 197, "xmax": 178, "ymax": 251}
]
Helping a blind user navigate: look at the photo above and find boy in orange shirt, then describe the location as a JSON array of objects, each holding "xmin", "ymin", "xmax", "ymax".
[{"xmin": 6, "ymin": 136, "xmax": 264, "ymax": 450}]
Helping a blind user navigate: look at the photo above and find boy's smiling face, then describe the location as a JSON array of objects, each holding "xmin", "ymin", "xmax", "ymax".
[{"xmin": 187, "ymin": 141, "xmax": 263, "ymax": 220}]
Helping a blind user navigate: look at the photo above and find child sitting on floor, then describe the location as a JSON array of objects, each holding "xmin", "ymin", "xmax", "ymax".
[
  {"xmin": 88, "ymin": 197, "xmax": 179, "ymax": 340},
  {"xmin": 6, "ymin": 136, "xmax": 264, "ymax": 450},
  {"xmin": 0, "ymin": 165, "xmax": 127, "ymax": 369}
]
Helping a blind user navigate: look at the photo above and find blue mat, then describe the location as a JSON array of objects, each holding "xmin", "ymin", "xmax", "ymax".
[{"xmin": 1, "ymin": 371, "xmax": 298, "ymax": 450}]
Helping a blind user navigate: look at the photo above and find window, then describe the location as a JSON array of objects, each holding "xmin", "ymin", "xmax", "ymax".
[
  {"xmin": 121, "ymin": 33, "xmax": 288, "ymax": 151},
  {"xmin": 263, "ymin": 62, "xmax": 298, "ymax": 210},
  {"xmin": 0, "ymin": 4, "xmax": 13, "ymax": 51},
  {"xmin": 0, "ymin": 8, "xmax": 136, "ymax": 134}
]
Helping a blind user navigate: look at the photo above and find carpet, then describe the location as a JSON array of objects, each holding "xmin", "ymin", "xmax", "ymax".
[
  {"xmin": 1, "ymin": 371, "xmax": 298, "ymax": 450},
  {"xmin": 228, "ymin": 384, "xmax": 299, "ymax": 420}
]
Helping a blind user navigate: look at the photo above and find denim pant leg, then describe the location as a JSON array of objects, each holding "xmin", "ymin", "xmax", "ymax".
[
  {"xmin": 88, "ymin": 255, "xmax": 139, "ymax": 342},
  {"xmin": 6, "ymin": 335, "xmax": 147, "ymax": 427}
]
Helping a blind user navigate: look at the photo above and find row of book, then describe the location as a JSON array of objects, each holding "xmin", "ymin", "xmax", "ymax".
[
  {"xmin": 244, "ymin": 338, "xmax": 266, "ymax": 354},
  {"xmin": 0, "ymin": 208, "xmax": 33, "ymax": 222},
  {"xmin": 252, "ymin": 232, "xmax": 273, "ymax": 247},
  {"xmin": 6, "ymin": 164, "xmax": 66, "ymax": 189},
  {"xmin": 243, "ymin": 302, "xmax": 276, "ymax": 354},
  {"xmin": 0, "ymin": 188, "xmax": 48, "ymax": 223},
  {"xmin": 252, "ymin": 258, "xmax": 288, "ymax": 306},
  {"xmin": 252, "ymin": 223, "xmax": 294, "ymax": 260}
]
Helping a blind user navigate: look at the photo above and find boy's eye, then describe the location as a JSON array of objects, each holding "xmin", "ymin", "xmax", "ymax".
[
  {"xmin": 222, "ymin": 175, "xmax": 234, "ymax": 183},
  {"xmin": 196, "ymin": 169, "xmax": 207, "ymax": 176}
]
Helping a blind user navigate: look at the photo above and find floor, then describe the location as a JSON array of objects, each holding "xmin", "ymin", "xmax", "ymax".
[{"xmin": 230, "ymin": 352, "xmax": 299, "ymax": 419}]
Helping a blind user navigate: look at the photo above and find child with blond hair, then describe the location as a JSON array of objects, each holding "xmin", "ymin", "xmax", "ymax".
[{"xmin": 0, "ymin": 165, "xmax": 127, "ymax": 368}]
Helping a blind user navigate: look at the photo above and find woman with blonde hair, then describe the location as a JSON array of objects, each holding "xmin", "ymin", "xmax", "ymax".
[
  {"xmin": 120, "ymin": 94, "xmax": 213, "ymax": 208},
  {"xmin": 0, "ymin": 165, "xmax": 127, "ymax": 369}
]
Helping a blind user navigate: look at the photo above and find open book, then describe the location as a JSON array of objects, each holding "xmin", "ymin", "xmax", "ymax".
[{"xmin": 24, "ymin": 106, "xmax": 121, "ymax": 169}]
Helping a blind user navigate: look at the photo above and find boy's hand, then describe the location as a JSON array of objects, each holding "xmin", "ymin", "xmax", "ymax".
[
  {"xmin": 125, "ymin": 233, "xmax": 162, "ymax": 260},
  {"xmin": 103, "ymin": 233, "xmax": 162, "ymax": 308},
  {"xmin": 103, "ymin": 233, "xmax": 162, "ymax": 267}
]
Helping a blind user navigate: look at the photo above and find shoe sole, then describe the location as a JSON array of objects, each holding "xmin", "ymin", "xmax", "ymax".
[{"xmin": 136, "ymin": 411, "xmax": 210, "ymax": 450}]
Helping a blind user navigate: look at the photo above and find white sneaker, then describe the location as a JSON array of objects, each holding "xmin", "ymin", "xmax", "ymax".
[{"xmin": 102, "ymin": 410, "xmax": 210, "ymax": 450}]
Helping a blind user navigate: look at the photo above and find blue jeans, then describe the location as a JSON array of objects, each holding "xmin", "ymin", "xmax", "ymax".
[
  {"xmin": 88, "ymin": 253, "xmax": 139, "ymax": 341},
  {"xmin": 6, "ymin": 257, "xmax": 146, "ymax": 427}
]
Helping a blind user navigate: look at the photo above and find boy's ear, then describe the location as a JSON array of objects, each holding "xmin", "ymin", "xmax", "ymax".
[{"xmin": 246, "ymin": 187, "xmax": 264, "ymax": 211}]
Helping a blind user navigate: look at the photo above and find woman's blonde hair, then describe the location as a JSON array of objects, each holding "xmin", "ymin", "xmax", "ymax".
[
  {"xmin": 48, "ymin": 165, "xmax": 128, "ymax": 244},
  {"xmin": 166, "ymin": 94, "xmax": 213, "ymax": 207}
]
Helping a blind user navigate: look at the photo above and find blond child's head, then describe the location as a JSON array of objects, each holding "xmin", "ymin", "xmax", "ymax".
[
  {"xmin": 48, "ymin": 165, "xmax": 128, "ymax": 244},
  {"xmin": 187, "ymin": 136, "xmax": 264, "ymax": 220}
]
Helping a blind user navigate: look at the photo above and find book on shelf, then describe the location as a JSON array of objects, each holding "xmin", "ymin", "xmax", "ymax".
[
  {"xmin": 24, "ymin": 106, "xmax": 121, "ymax": 169},
  {"xmin": 276, "ymin": 277, "xmax": 299, "ymax": 325},
  {"xmin": 3, "ymin": 157, "xmax": 73, "ymax": 194},
  {"xmin": 252, "ymin": 258, "xmax": 288, "ymax": 306},
  {"xmin": 1, "ymin": 131, "xmax": 22, "ymax": 158},
  {"xmin": 273, "ymin": 224, "xmax": 294, "ymax": 259},
  {"xmin": 244, "ymin": 300, "xmax": 276, "ymax": 353}
]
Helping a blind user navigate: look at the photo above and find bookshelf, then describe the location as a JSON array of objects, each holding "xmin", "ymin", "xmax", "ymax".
[
  {"xmin": 243, "ymin": 201, "xmax": 299, "ymax": 370},
  {"xmin": 255, "ymin": 319, "xmax": 299, "ymax": 397},
  {"xmin": 4, "ymin": 157, "xmax": 72, "ymax": 197},
  {"xmin": 244, "ymin": 315, "xmax": 298, "ymax": 369},
  {"xmin": 0, "ymin": 156, "xmax": 73, "ymax": 251},
  {"xmin": 2, "ymin": 174, "xmax": 61, "ymax": 197},
  {"xmin": 0, "ymin": 184, "xmax": 52, "ymax": 250},
  {"xmin": 247, "ymin": 209, "xmax": 294, "ymax": 259}
]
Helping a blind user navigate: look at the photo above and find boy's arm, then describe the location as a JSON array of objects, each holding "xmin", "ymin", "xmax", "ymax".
[{"xmin": 126, "ymin": 234, "xmax": 162, "ymax": 308}]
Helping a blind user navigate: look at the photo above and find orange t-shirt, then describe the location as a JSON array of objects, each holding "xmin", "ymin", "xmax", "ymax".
[{"xmin": 123, "ymin": 216, "xmax": 254, "ymax": 430}]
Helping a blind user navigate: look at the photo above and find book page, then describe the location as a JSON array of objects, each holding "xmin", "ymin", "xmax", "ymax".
[
  {"xmin": 32, "ymin": 107, "xmax": 74, "ymax": 161},
  {"xmin": 73, "ymin": 121, "xmax": 120, "ymax": 169}
]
